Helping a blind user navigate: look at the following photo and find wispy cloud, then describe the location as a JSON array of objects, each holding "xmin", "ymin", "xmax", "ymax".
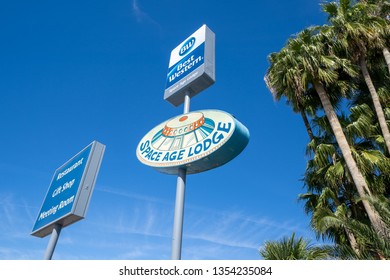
[
  {"xmin": 98, "ymin": 187, "xmax": 171, "ymax": 206},
  {"xmin": 0, "ymin": 193, "xmax": 48, "ymax": 259},
  {"xmin": 91, "ymin": 187, "xmax": 310, "ymax": 259},
  {"xmin": 0, "ymin": 193, "xmax": 37, "ymax": 236},
  {"xmin": 131, "ymin": 0, "xmax": 162, "ymax": 33},
  {"xmin": 0, "ymin": 186, "xmax": 311, "ymax": 259},
  {"xmin": 0, "ymin": 194, "xmax": 14, "ymax": 226},
  {"xmin": 132, "ymin": 0, "xmax": 147, "ymax": 23},
  {"xmin": 184, "ymin": 209, "xmax": 302, "ymax": 250}
]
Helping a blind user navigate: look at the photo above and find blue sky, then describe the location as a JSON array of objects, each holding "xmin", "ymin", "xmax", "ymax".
[{"xmin": 0, "ymin": 0, "xmax": 327, "ymax": 260}]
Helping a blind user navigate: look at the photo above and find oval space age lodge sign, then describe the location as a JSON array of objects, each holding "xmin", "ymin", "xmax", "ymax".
[{"xmin": 136, "ymin": 110, "xmax": 249, "ymax": 175}]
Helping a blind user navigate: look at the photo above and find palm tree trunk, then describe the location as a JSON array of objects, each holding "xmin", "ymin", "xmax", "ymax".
[
  {"xmin": 299, "ymin": 107, "xmax": 315, "ymax": 141},
  {"xmin": 313, "ymin": 81, "xmax": 389, "ymax": 240},
  {"xmin": 360, "ymin": 57, "xmax": 390, "ymax": 154},
  {"xmin": 344, "ymin": 227, "xmax": 360, "ymax": 256},
  {"xmin": 332, "ymin": 191, "xmax": 360, "ymax": 255},
  {"xmin": 383, "ymin": 47, "xmax": 390, "ymax": 76}
]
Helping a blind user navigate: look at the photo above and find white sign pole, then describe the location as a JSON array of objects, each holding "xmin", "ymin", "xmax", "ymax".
[
  {"xmin": 43, "ymin": 223, "xmax": 62, "ymax": 260},
  {"xmin": 171, "ymin": 91, "xmax": 190, "ymax": 260}
]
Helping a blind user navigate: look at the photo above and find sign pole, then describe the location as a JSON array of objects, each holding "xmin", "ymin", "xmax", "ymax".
[
  {"xmin": 43, "ymin": 223, "xmax": 62, "ymax": 260},
  {"xmin": 171, "ymin": 91, "xmax": 190, "ymax": 260},
  {"xmin": 171, "ymin": 167, "xmax": 186, "ymax": 260},
  {"xmin": 183, "ymin": 92, "xmax": 190, "ymax": 115}
]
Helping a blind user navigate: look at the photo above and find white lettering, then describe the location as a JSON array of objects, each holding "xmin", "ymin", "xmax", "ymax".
[
  {"xmin": 38, "ymin": 205, "xmax": 59, "ymax": 221},
  {"xmin": 58, "ymin": 195, "xmax": 75, "ymax": 210},
  {"xmin": 140, "ymin": 122, "xmax": 233, "ymax": 164},
  {"xmin": 52, "ymin": 179, "xmax": 76, "ymax": 197},
  {"xmin": 57, "ymin": 158, "xmax": 84, "ymax": 180},
  {"xmin": 168, "ymin": 55, "xmax": 203, "ymax": 84}
]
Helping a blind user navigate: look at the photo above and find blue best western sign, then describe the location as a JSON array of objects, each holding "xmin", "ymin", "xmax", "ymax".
[
  {"xmin": 31, "ymin": 141, "xmax": 105, "ymax": 238},
  {"xmin": 164, "ymin": 25, "xmax": 215, "ymax": 107}
]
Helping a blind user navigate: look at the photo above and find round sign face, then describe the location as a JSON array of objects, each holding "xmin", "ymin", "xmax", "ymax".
[{"xmin": 136, "ymin": 109, "xmax": 249, "ymax": 175}]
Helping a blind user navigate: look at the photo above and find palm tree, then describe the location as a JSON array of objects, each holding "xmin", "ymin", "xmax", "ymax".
[
  {"xmin": 384, "ymin": 47, "xmax": 390, "ymax": 75},
  {"xmin": 265, "ymin": 26, "xmax": 389, "ymax": 240},
  {"xmin": 318, "ymin": 198, "xmax": 390, "ymax": 259},
  {"xmin": 384, "ymin": 48, "xmax": 390, "ymax": 75},
  {"xmin": 265, "ymin": 53, "xmax": 318, "ymax": 141},
  {"xmin": 301, "ymin": 113, "xmax": 363, "ymax": 255},
  {"xmin": 322, "ymin": 0, "xmax": 390, "ymax": 153},
  {"xmin": 259, "ymin": 233, "xmax": 332, "ymax": 260},
  {"xmin": 362, "ymin": 0, "xmax": 390, "ymax": 75},
  {"xmin": 301, "ymin": 99, "xmax": 390, "ymax": 258}
]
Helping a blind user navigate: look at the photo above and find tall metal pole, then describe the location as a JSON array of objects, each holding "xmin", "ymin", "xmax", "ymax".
[
  {"xmin": 171, "ymin": 168, "xmax": 187, "ymax": 260},
  {"xmin": 183, "ymin": 92, "xmax": 190, "ymax": 115},
  {"xmin": 171, "ymin": 91, "xmax": 190, "ymax": 260},
  {"xmin": 44, "ymin": 223, "xmax": 62, "ymax": 260}
]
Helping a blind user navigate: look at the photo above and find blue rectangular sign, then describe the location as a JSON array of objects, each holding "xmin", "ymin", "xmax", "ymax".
[
  {"xmin": 31, "ymin": 141, "xmax": 105, "ymax": 237},
  {"xmin": 164, "ymin": 25, "xmax": 215, "ymax": 107}
]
